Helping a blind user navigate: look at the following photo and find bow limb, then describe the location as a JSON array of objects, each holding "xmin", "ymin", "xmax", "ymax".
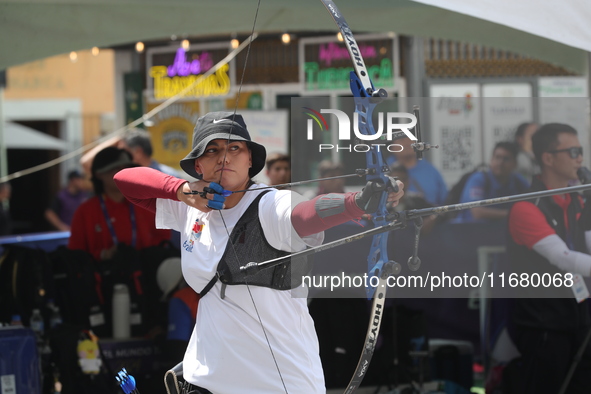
[
  {"xmin": 320, "ymin": 0, "xmax": 394, "ymax": 297},
  {"xmin": 319, "ymin": 1, "xmax": 397, "ymax": 391}
]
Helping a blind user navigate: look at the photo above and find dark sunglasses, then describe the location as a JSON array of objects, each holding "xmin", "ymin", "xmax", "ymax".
[{"xmin": 548, "ymin": 146, "xmax": 583, "ymax": 159}]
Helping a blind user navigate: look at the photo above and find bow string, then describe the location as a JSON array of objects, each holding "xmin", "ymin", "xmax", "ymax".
[{"xmin": 210, "ymin": 0, "xmax": 290, "ymax": 392}]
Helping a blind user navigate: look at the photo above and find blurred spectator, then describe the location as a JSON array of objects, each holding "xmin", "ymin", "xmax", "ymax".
[
  {"xmin": 68, "ymin": 147, "xmax": 170, "ymax": 261},
  {"xmin": 119, "ymin": 129, "xmax": 185, "ymax": 248},
  {"xmin": 317, "ymin": 160, "xmax": 346, "ymax": 195},
  {"xmin": 388, "ymin": 137, "xmax": 448, "ymax": 205},
  {"xmin": 119, "ymin": 128, "xmax": 185, "ymax": 178},
  {"xmin": 0, "ymin": 182, "xmax": 12, "ymax": 236},
  {"xmin": 507, "ymin": 123, "xmax": 590, "ymax": 393},
  {"xmin": 265, "ymin": 152, "xmax": 291, "ymax": 188},
  {"xmin": 455, "ymin": 141, "xmax": 528, "ymax": 223},
  {"xmin": 301, "ymin": 160, "xmax": 345, "ymax": 201},
  {"xmin": 514, "ymin": 122, "xmax": 540, "ymax": 181},
  {"xmin": 81, "ymin": 128, "xmax": 186, "ymax": 179},
  {"xmin": 389, "ymin": 163, "xmax": 432, "ymax": 211},
  {"xmin": 389, "ymin": 162, "xmax": 436, "ymax": 234},
  {"xmin": 44, "ymin": 170, "xmax": 90, "ymax": 231}
]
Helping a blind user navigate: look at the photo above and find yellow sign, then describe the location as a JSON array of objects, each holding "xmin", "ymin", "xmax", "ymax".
[
  {"xmin": 150, "ymin": 64, "xmax": 230, "ymax": 100},
  {"xmin": 147, "ymin": 45, "xmax": 233, "ymax": 100},
  {"xmin": 147, "ymin": 101, "xmax": 200, "ymax": 170}
]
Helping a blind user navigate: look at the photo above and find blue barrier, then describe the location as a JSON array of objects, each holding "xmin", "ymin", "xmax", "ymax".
[{"xmin": 0, "ymin": 231, "xmax": 70, "ymax": 255}]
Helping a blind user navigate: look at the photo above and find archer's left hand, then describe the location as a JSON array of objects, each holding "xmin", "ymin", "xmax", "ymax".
[{"xmin": 355, "ymin": 177, "xmax": 404, "ymax": 213}]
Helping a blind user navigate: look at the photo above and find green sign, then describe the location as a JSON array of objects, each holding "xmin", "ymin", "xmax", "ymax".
[
  {"xmin": 304, "ymin": 58, "xmax": 393, "ymax": 90},
  {"xmin": 302, "ymin": 35, "xmax": 396, "ymax": 91}
]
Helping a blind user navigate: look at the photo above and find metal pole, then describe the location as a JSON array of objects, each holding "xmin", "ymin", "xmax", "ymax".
[{"xmin": 0, "ymin": 86, "xmax": 7, "ymax": 179}]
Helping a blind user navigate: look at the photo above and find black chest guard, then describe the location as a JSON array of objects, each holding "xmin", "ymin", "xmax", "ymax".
[{"xmin": 200, "ymin": 191, "xmax": 312, "ymax": 297}]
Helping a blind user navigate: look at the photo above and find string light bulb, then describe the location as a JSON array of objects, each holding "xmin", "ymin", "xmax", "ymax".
[
  {"xmin": 69, "ymin": 51, "xmax": 78, "ymax": 62},
  {"xmin": 135, "ymin": 41, "xmax": 144, "ymax": 53},
  {"xmin": 281, "ymin": 33, "xmax": 291, "ymax": 45},
  {"xmin": 91, "ymin": 47, "xmax": 100, "ymax": 56},
  {"xmin": 337, "ymin": 32, "xmax": 344, "ymax": 42},
  {"xmin": 231, "ymin": 38, "xmax": 239, "ymax": 49},
  {"xmin": 181, "ymin": 39, "xmax": 190, "ymax": 50}
]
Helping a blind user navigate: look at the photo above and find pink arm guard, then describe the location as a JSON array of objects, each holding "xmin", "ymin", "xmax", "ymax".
[
  {"xmin": 113, "ymin": 167, "xmax": 187, "ymax": 213},
  {"xmin": 291, "ymin": 192, "xmax": 365, "ymax": 237}
]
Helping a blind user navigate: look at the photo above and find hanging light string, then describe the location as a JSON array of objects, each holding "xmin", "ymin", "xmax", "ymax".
[{"xmin": 0, "ymin": 34, "xmax": 257, "ymax": 184}]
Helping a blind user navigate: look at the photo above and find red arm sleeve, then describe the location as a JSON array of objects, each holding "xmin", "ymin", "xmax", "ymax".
[
  {"xmin": 291, "ymin": 192, "xmax": 365, "ymax": 237},
  {"xmin": 509, "ymin": 201, "xmax": 557, "ymax": 249},
  {"xmin": 113, "ymin": 167, "xmax": 187, "ymax": 213}
]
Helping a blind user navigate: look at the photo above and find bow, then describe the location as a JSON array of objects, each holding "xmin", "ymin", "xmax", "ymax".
[
  {"xmin": 320, "ymin": 1, "xmax": 404, "ymax": 391},
  {"xmin": 208, "ymin": 2, "xmax": 430, "ymax": 392},
  {"xmin": 196, "ymin": 1, "xmax": 591, "ymax": 393}
]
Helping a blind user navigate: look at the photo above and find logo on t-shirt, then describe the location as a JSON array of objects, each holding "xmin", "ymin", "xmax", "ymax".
[{"xmin": 183, "ymin": 218, "xmax": 204, "ymax": 252}]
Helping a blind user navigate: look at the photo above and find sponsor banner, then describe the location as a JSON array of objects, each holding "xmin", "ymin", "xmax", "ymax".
[
  {"xmin": 146, "ymin": 43, "xmax": 233, "ymax": 101},
  {"xmin": 482, "ymin": 84, "xmax": 533, "ymax": 163},
  {"xmin": 300, "ymin": 34, "xmax": 398, "ymax": 91},
  {"xmin": 429, "ymin": 84, "xmax": 481, "ymax": 186},
  {"xmin": 538, "ymin": 77, "xmax": 590, "ymax": 168}
]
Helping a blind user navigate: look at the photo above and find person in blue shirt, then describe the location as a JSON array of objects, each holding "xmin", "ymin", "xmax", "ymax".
[
  {"xmin": 455, "ymin": 141, "xmax": 529, "ymax": 223},
  {"xmin": 387, "ymin": 137, "xmax": 448, "ymax": 205}
]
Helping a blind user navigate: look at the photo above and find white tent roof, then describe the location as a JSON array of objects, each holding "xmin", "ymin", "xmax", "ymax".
[
  {"xmin": 0, "ymin": 0, "xmax": 589, "ymax": 73},
  {"xmin": 3, "ymin": 122, "xmax": 67, "ymax": 150},
  {"xmin": 415, "ymin": 0, "xmax": 591, "ymax": 55}
]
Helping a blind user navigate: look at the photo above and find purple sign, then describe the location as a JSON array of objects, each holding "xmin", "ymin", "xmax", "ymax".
[
  {"xmin": 167, "ymin": 48, "xmax": 214, "ymax": 77},
  {"xmin": 318, "ymin": 42, "xmax": 377, "ymax": 66}
]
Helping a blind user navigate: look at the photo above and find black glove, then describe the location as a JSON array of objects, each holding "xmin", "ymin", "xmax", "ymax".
[{"xmin": 355, "ymin": 176, "xmax": 398, "ymax": 213}]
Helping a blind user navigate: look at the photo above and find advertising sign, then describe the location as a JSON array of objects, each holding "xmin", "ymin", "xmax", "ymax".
[
  {"xmin": 482, "ymin": 84, "xmax": 533, "ymax": 162},
  {"xmin": 429, "ymin": 84, "xmax": 481, "ymax": 185},
  {"xmin": 538, "ymin": 77, "xmax": 590, "ymax": 167},
  {"xmin": 300, "ymin": 34, "xmax": 398, "ymax": 92},
  {"xmin": 146, "ymin": 43, "xmax": 234, "ymax": 101},
  {"xmin": 241, "ymin": 110, "xmax": 289, "ymax": 185}
]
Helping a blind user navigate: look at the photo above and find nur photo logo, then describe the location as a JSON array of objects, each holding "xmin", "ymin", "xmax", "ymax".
[{"xmin": 303, "ymin": 107, "xmax": 417, "ymax": 152}]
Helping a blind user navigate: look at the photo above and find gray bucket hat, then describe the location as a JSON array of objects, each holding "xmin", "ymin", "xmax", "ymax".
[{"xmin": 180, "ymin": 111, "xmax": 266, "ymax": 180}]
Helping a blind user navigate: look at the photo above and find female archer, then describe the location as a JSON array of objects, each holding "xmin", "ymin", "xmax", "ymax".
[{"xmin": 114, "ymin": 111, "xmax": 404, "ymax": 394}]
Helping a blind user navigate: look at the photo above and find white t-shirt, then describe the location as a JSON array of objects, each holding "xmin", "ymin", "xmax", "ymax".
[{"xmin": 156, "ymin": 185, "xmax": 325, "ymax": 394}]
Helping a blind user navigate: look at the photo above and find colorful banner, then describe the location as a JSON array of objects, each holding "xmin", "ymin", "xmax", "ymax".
[
  {"xmin": 300, "ymin": 34, "xmax": 397, "ymax": 91},
  {"xmin": 146, "ymin": 43, "xmax": 233, "ymax": 101}
]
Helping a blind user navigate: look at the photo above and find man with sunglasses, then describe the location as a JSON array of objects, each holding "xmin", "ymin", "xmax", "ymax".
[{"xmin": 507, "ymin": 123, "xmax": 591, "ymax": 393}]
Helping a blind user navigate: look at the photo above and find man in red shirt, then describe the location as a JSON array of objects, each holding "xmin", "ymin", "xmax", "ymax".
[
  {"xmin": 68, "ymin": 147, "xmax": 170, "ymax": 260},
  {"xmin": 507, "ymin": 123, "xmax": 591, "ymax": 393}
]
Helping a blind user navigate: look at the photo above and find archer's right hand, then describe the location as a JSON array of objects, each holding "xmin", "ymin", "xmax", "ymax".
[{"xmin": 177, "ymin": 181, "xmax": 226, "ymax": 212}]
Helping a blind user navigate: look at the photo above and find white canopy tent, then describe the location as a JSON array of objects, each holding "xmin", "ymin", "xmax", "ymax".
[
  {"xmin": 1, "ymin": 0, "xmax": 590, "ymax": 179},
  {"xmin": 415, "ymin": 0, "xmax": 591, "ymax": 55},
  {"xmin": 0, "ymin": 0, "xmax": 589, "ymax": 73},
  {"xmin": 3, "ymin": 122, "xmax": 67, "ymax": 150}
]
